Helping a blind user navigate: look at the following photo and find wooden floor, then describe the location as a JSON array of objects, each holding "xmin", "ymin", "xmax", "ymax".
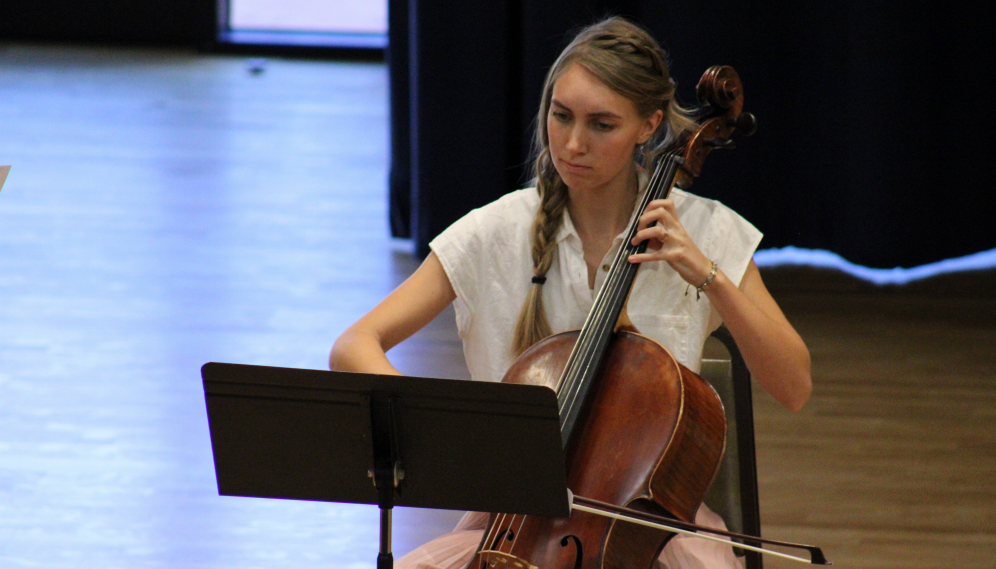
[
  {"xmin": 0, "ymin": 44, "xmax": 992, "ymax": 568},
  {"xmin": 757, "ymin": 271, "xmax": 996, "ymax": 568}
]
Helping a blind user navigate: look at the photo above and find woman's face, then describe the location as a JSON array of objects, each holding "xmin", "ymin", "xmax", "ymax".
[{"xmin": 547, "ymin": 63, "xmax": 663, "ymax": 195}]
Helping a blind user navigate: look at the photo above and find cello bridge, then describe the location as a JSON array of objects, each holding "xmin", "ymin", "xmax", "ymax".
[{"xmin": 478, "ymin": 550, "xmax": 539, "ymax": 569}]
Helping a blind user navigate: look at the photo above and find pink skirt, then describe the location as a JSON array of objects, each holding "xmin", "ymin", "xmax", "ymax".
[{"xmin": 396, "ymin": 503, "xmax": 743, "ymax": 569}]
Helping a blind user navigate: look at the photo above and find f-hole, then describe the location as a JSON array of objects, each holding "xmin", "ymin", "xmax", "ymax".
[
  {"xmin": 489, "ymin": 528, "xmax": 514, "ymax": 550},
  {"xmin": 560, "ymin": 535, "xmax": 583, "ymax": 569}
]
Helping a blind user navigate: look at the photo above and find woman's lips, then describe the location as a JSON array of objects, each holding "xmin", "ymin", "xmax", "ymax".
[{"xmin": 560, "ymin": 159, "xmax": 592, "ymax": 175}]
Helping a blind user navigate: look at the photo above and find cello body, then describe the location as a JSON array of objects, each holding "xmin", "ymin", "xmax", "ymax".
[{"xmin": 480, "ymin": 330, "xmax": 727, "ymax": 569}]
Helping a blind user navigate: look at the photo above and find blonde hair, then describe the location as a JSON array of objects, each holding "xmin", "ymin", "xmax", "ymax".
[{"xmin": 511, "ymin": 16, "xmax": 699, "ymax": 356}]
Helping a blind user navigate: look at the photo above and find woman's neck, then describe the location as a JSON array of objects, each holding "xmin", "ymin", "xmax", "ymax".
[
  {"xmin": 567, "ymin": 166, "xmax": 639, "ymax": 246},
  {"xmin": 566, "ymin": 166, "xmax": 640, "ymax": 290}
]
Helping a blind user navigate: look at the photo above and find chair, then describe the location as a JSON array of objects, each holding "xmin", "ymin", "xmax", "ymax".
[{"xmin": 700, "ymin": 327, "xmax": 763, "ymax": 569}]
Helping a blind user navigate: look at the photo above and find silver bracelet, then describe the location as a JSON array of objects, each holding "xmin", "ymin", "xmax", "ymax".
[{"xmin": 691, "ymin": 261, "xmax": 718, "ymax": 300}]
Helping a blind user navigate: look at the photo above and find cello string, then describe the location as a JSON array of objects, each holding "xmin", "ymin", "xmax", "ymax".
[
  {"xmin": 482, "ymin": 152, "xmax": 680, "ymax": 564},
  {"xmin": 508, "ymin": 512, "xmax": 530, "ymax": 556},
  {"xmin": 559, "ymin": 152, "xmax": 664, "ymax": 390},
  {"xmin": 497, "ymin": 513, "xmax": 513, "ymax": 553},
  {"xmin": 489, "ymin": 159, "xmax": 674, "ymax": 564},
  {"xmin": 559, "ymin": 154, "xmax": 677, "ymax": 424},
  {"xmin": 481, "ymin": 514, "xmax": 497, "ymax": 552},
  {"xmin": 558, "ymin": 150, "xmax": 680, "ymax": 422},
  {"xmin": 555, "ymin": 152, "xmax": 673, "ymax": 413},
  {"xmin": 556, "ymin": 153, "xmax": 674, "ymax": 421},
  {"xmin": 493, "ymin": 513, "xmax": 512, "ymax": 553},
  {"xmin": 490, "ymin": 512, "xmax": 512, "ymax": 553},
  {"xmin": 578, "ymin": 150, "xmax": 674, "ymax": 361}
]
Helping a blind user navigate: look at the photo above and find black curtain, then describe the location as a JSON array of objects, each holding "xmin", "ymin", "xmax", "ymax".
[
  {"xmin": 395, "ymin": 1, "xmax": 996, "ymax": 267},
  {"xmin": 393, "ymin": 0, "xmax": 522, "ymax": 256},
  {"xmin": 388, "ymin": 0, "xmax": 412, "ymax": 237},
  {"xmin": 0, "ymin": 0, "xmax": 214, "ymax": 46}
]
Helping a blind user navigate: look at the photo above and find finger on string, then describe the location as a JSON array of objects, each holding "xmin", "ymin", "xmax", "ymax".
[
  {"xmin": 642, "ymin": 216, "xmax": 678, "ymax": 238},
  {"xmin": 628, "ymin": 252, "xmax": 664, "ymax": 264},
  {"xmin": 631, "ymin": 228, "xmax": 669, "ymax": 246},
  {"xmin": 631, "ymin": 232, "xmax": 649, "ymax": 246},
  {"xmin": 632, "ymin": 238, "xmax": 664, "ymax": 252},
  {"xmin": 645, "ymin": 200, "xmax": 678, "ymax": 222},
  {"xmin": 646, "ymin": 198, "xmax": 672, "ymax": 210},
  {"xmin": 639, "ymin": 209, "xmax": 667, "ymax": 227}
]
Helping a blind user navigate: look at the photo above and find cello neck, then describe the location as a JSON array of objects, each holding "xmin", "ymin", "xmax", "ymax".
[{"xmin": 555, "ymin": 151, "xmax": 685, "ymax": 445}]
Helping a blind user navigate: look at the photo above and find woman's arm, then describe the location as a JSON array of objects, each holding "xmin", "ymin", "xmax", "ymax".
[
  {"xmin": 330, "ymin": 252, "xmax": 457, "ymax": 375},
  {"xmin": 629, "ymin": 199, "xmax": 812, "ymax": 411},
  {"xmin": 700, "ymin": 260, "xmax": 812, "ymax": 411}
]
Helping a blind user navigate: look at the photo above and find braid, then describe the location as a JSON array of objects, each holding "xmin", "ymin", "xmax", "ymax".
[
  {"xmin": 591, "ymin": 33, "xmax": 666, "ymax": 76},
  {"xmin": 530, "ymin": 151, "xmax": 569, "ymax": 276},
  {"xmin": 511, "ymin": 149, "xmax": 569, "ymax": 356},
  {"xmin": 581, "ymin": 20, "xmax": 699, "ymax": 169}
]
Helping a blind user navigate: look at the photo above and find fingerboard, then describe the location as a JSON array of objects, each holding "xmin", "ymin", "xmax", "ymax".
[{"xmin": 555, "ymin": 151, "xmax": 685, "ymax": 445}]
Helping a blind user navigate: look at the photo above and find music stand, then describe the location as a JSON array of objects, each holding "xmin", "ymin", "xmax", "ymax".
[{"xmin": 202, "ymin": 362, "xmax": 569, "ymax": 569}]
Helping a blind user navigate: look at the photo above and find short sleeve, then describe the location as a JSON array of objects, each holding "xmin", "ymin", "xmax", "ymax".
[
  {"xmin": 428, "ymin": 189, "xmax": 540, "ymax": 337},
  {"xmin": 701, "ymin": 197, "xmax": 763, "ymax": 335},
  {"xmin": 705, "ymin": 201, "xmax": 763, "ymax": 288},
  {"xmin": 670, "ymin": 188, "xmax": 762, "ymax": 289},
  {"xmin": 429, "ymin": 208, "xmax": 485, "ymax": 332}
]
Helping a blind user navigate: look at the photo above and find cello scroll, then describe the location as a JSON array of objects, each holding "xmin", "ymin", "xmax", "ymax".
[{"xmin": 676, "ymin": 65, "xmax": 758, "ymax": 189}]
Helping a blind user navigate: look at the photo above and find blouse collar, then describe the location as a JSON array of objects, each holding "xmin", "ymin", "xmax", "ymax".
[{"xmin": 554, "ymin": 184, "xmax": 650, "ymax": 249}]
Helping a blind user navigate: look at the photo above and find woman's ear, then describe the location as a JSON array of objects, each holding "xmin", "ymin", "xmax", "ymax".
[{"xmin": 638, "ymin": 109, "xmax": 665, "ymax": 144}]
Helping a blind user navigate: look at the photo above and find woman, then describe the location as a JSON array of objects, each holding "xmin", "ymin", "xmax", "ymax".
[{"xmin": 331, "ymin": 16, "xmax": 811, "ymax": 569}]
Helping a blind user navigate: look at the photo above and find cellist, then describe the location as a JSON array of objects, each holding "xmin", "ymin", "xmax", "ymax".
[{"xmin": 330, "ymin": 16, "xmax": 812, "ymax": 569}]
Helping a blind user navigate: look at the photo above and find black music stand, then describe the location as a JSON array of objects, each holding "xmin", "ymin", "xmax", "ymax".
[{"xmin": 202, "ymin": 363, "xmax": 570, "ymax": 569}]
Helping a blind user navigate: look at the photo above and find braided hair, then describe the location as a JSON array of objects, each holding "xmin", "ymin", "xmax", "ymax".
[{"xmin": 510, "ymin": 17, "xmax": 698, "ymax": 356}]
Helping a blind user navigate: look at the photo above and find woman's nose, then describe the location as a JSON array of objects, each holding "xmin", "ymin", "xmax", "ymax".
[{"xmin": 565, "ymin": 125, "xmax": 586, "ymax": 154}]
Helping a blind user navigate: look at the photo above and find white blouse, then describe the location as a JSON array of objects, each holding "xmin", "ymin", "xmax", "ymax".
[{"xmin": 429, "ymin": 187, "xmax": 762, "ymax": 384}]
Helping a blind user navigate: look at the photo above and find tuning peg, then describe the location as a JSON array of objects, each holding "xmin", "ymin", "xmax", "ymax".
[
  {"xmin": 729, "ymin": 113, "xmax": 757, "ymax": 136},
  {"xmin": 703, "ymin": 137, "xmax": 736, "ymax": 150}
]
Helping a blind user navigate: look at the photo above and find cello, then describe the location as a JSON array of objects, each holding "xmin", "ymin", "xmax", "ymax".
[{"xmin": 468, "ymin": 66, "xmax": 830, "ymax": 569}]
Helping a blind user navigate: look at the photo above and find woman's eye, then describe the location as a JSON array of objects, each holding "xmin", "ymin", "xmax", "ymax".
[
  {"xmin": 595, "ymin": 122, "xmax": 615, "ymax": 131},
  {"xmin": 552, "ymin": 111, "xmax": 571, "ymax": 122}
]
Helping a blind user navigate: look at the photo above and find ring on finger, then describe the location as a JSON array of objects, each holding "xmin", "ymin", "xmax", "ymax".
[{"xmin": 662, "ymin": 226, "xmax": 671, "ymax": 241}]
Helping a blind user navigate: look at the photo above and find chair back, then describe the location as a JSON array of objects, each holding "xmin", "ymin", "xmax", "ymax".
[{"xmin": 700, "ymin": 327, "xmax": 763, "ymax": 569}]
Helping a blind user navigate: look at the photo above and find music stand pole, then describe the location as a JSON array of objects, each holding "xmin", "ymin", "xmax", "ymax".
[
  {"xmin": 375, "ymin": 468, "xmax": 395, "ymax": 569},
  {"xmin": 370, "ymin": 397, "xmax": 404, "ymax": 569}
]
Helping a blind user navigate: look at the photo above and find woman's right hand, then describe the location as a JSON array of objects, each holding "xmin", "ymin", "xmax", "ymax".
[
  {"xmin": 627, "ymin": 198, "xmax": 714, "ymax": 287},
  {"xmin": 329, "ymin": 252, "xmax": 456, "ymax": 374}
]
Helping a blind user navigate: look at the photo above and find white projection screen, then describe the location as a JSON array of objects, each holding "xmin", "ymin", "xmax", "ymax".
[{"xmin": 229, "ymin": 0, "xmax": 387, "ymax": 34}]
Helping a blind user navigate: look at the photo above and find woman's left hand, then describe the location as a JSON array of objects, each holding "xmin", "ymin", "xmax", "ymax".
[{"xmin": 627, "ymin": 198, "xmax": 713, "ymax": 286}]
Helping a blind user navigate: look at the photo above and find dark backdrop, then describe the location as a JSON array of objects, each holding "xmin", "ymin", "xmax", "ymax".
[
  {"xmin": 0, "ymin": 0, "xmax": 213, "ymax": 46},
  {"xmin": 3, "ymin": 0, "xmax": 993, "ymax": 268},
  {"xmin": 394, "ymin": 1, "xmax": 996, "ymax": 267}
]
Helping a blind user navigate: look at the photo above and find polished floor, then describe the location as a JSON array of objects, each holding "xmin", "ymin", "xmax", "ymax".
[
  {"xmin": 0, "ymin": 44, "xmax": 462, "ymax": 569},
  {"xmin": 0, "ymin": 45, "xmax": 993, "ymax": 569}
]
